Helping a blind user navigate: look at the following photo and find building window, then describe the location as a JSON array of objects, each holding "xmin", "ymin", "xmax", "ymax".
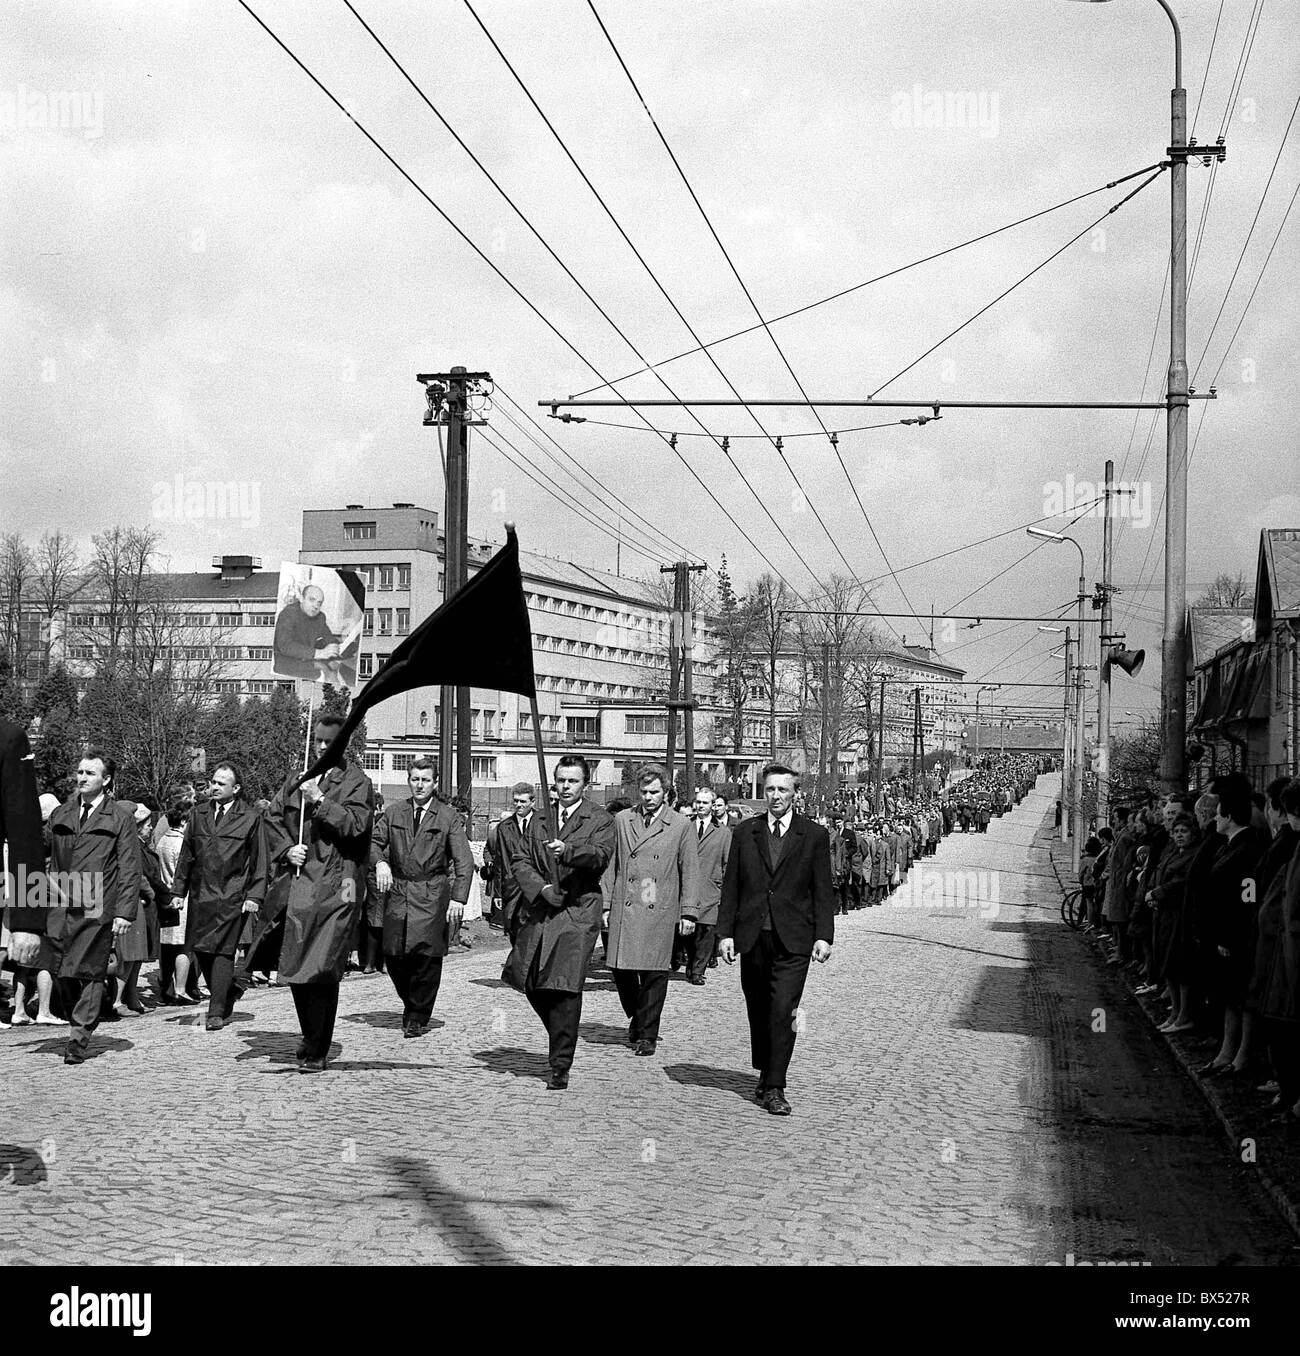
[
  {"xmin": 362, "ymin": 752, "xmax": 382, "ymax": 771},
  {"xmin": 483, "ymin": 709, "xmax": 495, "ymax": 737},
  {"xmin": 363, "ymin": 609, "xmax": 374, "ymax": 636},
  {"xmin": 378, "ymin": 566, "xmax": 393, "ymax": 591},
  {"xmin": 392, "ymin": 753, "xmax": 415, "ymax": 772},
  {"xmin": 213, "ymin": 612, "xmax": 241, "ymax": 626},
  {"xmin": 397, "ymin": 564, "xmax": 411, "ymax": 590},
  {"xmin": 437, "ymin": 572, "xmax": 445, "ymax": 592},
  {"xmin": 359, "ymin": 566, "xmax": 374, "ymax": 590},
  {"xmin": 471, "ymin": 755, "xmax": 497, "ymax": 782},
  {"xmin": 359, "ymin": 655, "xmax": 374, "ymax": 679},
  {"xmin": 378, "ymin": 609, "xmax": 392, "ymax": 636},
  {"xmin": 566, "ymin": 716, "xmax": 599, "ymax": 744},
  {"xmin": 779, "ymin": 719, "xmax": 803, "ymax": 743},
  {"xmin": 396, "ymin": 608, "xmax": 410, "ymax": 635},
  {"xmin": 344, "ymin": 521, "xmax": 377, "ymax": 540},
  {"xmin": 247, "ymin": 647, "xmax": 272, "ymax": 661},
  {"xmin": 248, "ymin": 612, "xmax": 275, "ymax": 626},
  {"xmin": 626, "ymin": 714, "xmax": 668, "ymax": 735},
  {"xmin": 213, "ymin": 680, "xmax": 241, "ymax": 693}
]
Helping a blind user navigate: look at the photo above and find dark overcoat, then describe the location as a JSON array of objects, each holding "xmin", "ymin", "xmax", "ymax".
[
  {"xmin": 266, "ymin": 762, "xmax": 374, "ymax": 985},
  {"xmin": 507, "ymin": 798, "xmax": 614, "ymax": 993},
  {"xmin": 172, "ymin": 799, "xmax": 268, "ymax": 957},
  {"xmin": 45, "ymin": 796, "xmax": 142, "ymax": 979},
  {"xmin": 370, "ymin": 797, "xmax": 473, "ymax": 958},
  {"xmin": 1250, "ymin": 824, "xmax": 1298, "ymax": 1016}
]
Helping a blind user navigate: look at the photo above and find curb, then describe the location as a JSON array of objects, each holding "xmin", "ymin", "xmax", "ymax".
[{"xmin": 1046, "ymin": 836, "xmax": 1300, "ymax": 1244}]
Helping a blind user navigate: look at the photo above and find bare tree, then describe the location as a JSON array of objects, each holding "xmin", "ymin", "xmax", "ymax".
[
  {"xmin": 80, "ymin": 525, "xmax": 162, "ymax": 672},
  {"xmin": 710, "ymin": 556, "xmax": 762, "ymax": 777},
  {"xmin": 33, "ymin": 530, "xmax": 83, "ymax": 672},
  {"xmin": 1195, "ymin": 571, "xmax": 1254, "ymax": 609},
  {"xmin": 751, "ymin": 575, "xmax": 793, "ymax": 762},
  {"xmin": 0, "ymin": 532, "xmax": 35, "ymax": 677}
]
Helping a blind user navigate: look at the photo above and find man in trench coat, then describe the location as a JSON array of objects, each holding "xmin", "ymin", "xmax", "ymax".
[
  {"xmin": 371, "ymin": 757, "xmax": 473, "ymax": 1037},
  {"xmin": 508, "ymin": 753, "xmax": 615, "ymax": 1090},
  {"xmin": 171, "ymin": 761, "xmax": 268, "ymax": 1031},
  {"xmin": 44, "ymin": 750, "xmax": 142, "ymax": 1064},
  {"xmin": 265, "ymin": 714, "xmax": 375, "ymax": 1071},
  {"xmin": 602, "ymin": 765, "xmax": 700, "ymax": 1055},
  {"xmin": 681, "ymin": 784, "xmax": 728, "ymax": 984}
]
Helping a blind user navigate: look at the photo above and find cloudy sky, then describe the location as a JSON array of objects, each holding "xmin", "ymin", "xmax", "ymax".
[{"xmin": 4, "ymin": 0, "xmax": 1297, "ymax": 727}]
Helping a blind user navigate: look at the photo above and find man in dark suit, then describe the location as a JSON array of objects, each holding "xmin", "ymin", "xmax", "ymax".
[
  {"xmin": 492, "ymin": 782, "xmax": 537, "ymax": 949},
  {"xmin": 170, "ymin": 761, "xmax": 268, "ymax": 1031},
  {"xmin": 508, "ymin": 754, "xmax": 615, "ymax": 1090},
  {"xmin": 1, "ymin": 716, "xmax": 47, "ymax": 1000},
  {"xmin": 371, "ymin": 756, "xmax": 473, "ymax": 1037},
  {"xmin": 718, "ymin": 763, "xmax": 834, "ymax": 1116},
  {"xmin": 45, "ymin": 750, "xmax": 142, "ymax": 1064}
]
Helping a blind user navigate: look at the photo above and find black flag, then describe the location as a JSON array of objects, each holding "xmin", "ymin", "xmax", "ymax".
[{"xmin": 295, "ymin": 526, "xmax": 535, "ymax": 785}]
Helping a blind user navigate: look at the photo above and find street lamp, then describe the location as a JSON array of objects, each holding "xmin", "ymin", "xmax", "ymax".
[
  {"xmin": 1029, "ymin": 529, "xmax": 1089, "ymax": 871},
  {"xmin": 1070, "ymin": 0, "xmax": 1222, "ymax": 793},
  {"xmin": 973, "ymin": 684, "xmax": 999, "ymax": 759}
]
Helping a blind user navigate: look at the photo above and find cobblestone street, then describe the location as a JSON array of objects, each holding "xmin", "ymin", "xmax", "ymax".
[{"xmin": 4, "ymin": 775, "xmax": 1296, "ymax": 1266}]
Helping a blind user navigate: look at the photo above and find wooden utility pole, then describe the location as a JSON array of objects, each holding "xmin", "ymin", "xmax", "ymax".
[
  {"xmin": 418, "ymin": 365, "xmax": 489, "ymax": 800},
  {"xmin": 661, "ymin": 560, "xmax": 706, "ymax": 795},
  {"xmin": 874, "ymin": 674, "xmax": 886, "ymax": 813},
  {"xmin": 818, "ymin": 640, "xmax": 830, "ymax": 808}
]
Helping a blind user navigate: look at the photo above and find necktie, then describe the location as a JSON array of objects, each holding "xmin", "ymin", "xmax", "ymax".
[
  {"xmin": 413, "ymin": 806, "xmax": 424, "ymax": 832},
  {"xmin": 215, "ymin": 803, "xmax": 226, "ymax": 825},
  {"xmin": 79, "ymin": 803, "xmax": 89, "ymax": 829},
  {"xmin": 698, "ymin": 821, "xmax": 705, "ymax": 841},
  {"xmin": 772, "ymin": 820, "xmax": 783, "ymax": 841},
  {"xmin": 644, "ymin": 811, "xmax": 655, "ymax": 829}
]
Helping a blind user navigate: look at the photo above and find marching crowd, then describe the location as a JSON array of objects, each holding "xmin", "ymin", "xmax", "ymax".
[
  {"xmin": 1079, "ymin": 772, "xmax": 1300, "ymax": 1128},
  {"xmin": 1, "ymin": 701, "xmax": 1054, "ymax": 1110}
]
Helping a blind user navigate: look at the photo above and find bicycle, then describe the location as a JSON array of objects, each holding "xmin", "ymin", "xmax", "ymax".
[{"xmin": 1060, "ymin": 888, "xmax": 1086, "ymax": 930}]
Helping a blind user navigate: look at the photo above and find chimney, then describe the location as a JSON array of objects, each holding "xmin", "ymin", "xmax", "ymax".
[{"xmin": 211, "ymin": 555, "xmax": 261, "ymax": 581}]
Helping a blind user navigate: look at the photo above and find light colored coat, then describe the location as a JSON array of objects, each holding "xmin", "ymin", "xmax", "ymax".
[
  {"xmin": 603, "ymin": 805, "xmax": 701, "ymax": 971},
  {"xmin": 693, "ymin": 819, "xmax": 731, "ymax": 926}
]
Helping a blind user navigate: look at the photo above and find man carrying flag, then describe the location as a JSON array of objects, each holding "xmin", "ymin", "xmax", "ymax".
[{"xmin": 266, "ymin": 713, "xmax": 374, "ymax": 1071}]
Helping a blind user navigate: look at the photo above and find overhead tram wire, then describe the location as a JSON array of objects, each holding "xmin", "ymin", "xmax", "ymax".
[
  {"xmin": 1190, "ymin": 1, "xmax": 1226, "ymax": 142},
  {"xmin": 476, "ymin": 426, "xmax": 669, "ymax": 568},
  {"xmin": 371, "ymin": 0, "xmax": 835, "ymax": 601},
  {"xmin": 546, "ymin": 416, "xmax": 911, "ymax": 440},
  {"xmin": 492, "ymin": 383, "xmax": 704, "ymax": 564},
  {"xmin": 867, "ymin": 171, "xmax": 1166, "ymax": 399},
  {"xmin": 489, "ymin": 398, "xmax": 691, "ymax": 564},
  {"xmin": 461, "ymin": 0, "xmax": 914, "ymax": 640},
  {"xmin": 236, "ymin": 2, "xmax": 804, "ymax": 601},
  {"xmin": 567, "ymin": 164, "xmax": 1166, "ymax": 399},
  {"xmin": 586, "ymin": 0, "xmax": 925, "ymax": 638}
]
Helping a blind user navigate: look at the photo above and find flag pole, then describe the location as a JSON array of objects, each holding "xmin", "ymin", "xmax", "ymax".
[
  {"xmin": 529, "ymin": 698, "xmax": 559, "ymax": 891},
  {"xmin": 296, "ymin": 687, "xmax": 314, "ymax": 876}
]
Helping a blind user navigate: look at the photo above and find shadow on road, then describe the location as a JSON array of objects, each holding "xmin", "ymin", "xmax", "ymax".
[
  {"xmin": 471, "ymin": 1046, "xmax": 549, "ymax": 1081},
  {"xmin": 662, "ymin": 1062, "xmax": 755, "ymax": 1102},
  {"xmin": 24, "ymin": 1035, "xmax": 133, "ymax": 1062},
  {"xmin": 383, "ymin": 1156, "xmax": 562, "ymax": 1263},
  {"xmin": 578, "ymin": 1022, "xmax": 628, "ymax": 1046},
  {"xmin": 342, "ymin": 1010, "xmax": 445, "ymax": 1032},
  {"xmin": 0, "ymin": 1144, "xmax": 49, "ymax": 1186}
]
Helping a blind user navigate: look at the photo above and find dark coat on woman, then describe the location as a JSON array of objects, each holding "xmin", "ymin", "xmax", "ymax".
[
  {"xmin": 1249, "ymin": 824, "xmax": 1298, "ymax": 1017},
  {"xmin": 44, "ymin": 796, "xmax": 142, "ymax": 980},
  {"xmin": 115, "ymin": 834, "xmax": 168, "ymax": 964},
  {"xmin": 172, "ymin": 799, "xmax": 269, "ymax": 957},
  {"xmin": 507, "ymin": 798, "xmax": 615, "ymax": 993},
  {"xmin": 370, "ymin": 797, "xmax": 473, "ymax": 959},
  {"xmin": 1202, "ymin": 825, "xmax": 1266, "ymax": 1006},
  {"xmin": 1149, "ymin": 836, "xmax": 1199, "ymax": 984},
  {"xmin": 265, "ymin": 762, "xmax": 375, "ymax": 985}
]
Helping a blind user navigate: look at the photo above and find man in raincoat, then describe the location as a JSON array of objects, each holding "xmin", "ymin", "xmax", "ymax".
[
  {"xmin": 266, "ymin": 713, "xmax": 374, "ymax": 1071},
  {"xmin": 602, "ymin": 764, "xmax": 700, "ymax": 1055},
  {"xmin": 371, "ymin": 757, "xmax": 473, "ymax": 1037},
  {"xmin": 45, "ymin": 751, "xmax": 142, "ymax": 1064}
]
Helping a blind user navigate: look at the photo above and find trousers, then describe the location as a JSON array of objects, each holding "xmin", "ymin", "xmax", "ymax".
[
  {"xmin": 613, "ymin": 968, "xmax": 670, "ymax": 1043},
  {"xmin": 525, "ymin": 987, "xmax": 581, "ymax": 1075},
  {"xmin": 291, "ymin": 982, "xmax": 341, "ymax": 1061},
  {"xmin": 683, "ymin": 923, "xmax": 717, "ymax": 981},
  {"xmin": 59, "ymin": 977, "xmax": 106, "ymax": 1052},
  {"xmin": 195, "ymin": 951, "xmax": 237, "ymax": 1020},
  {"xmin": 386, "ymin": 951, "xmax": 443, "ymax": 1025},
  {"xmin": 739, "ymin": 930, "xmax": 811, "ymax": 1091}
]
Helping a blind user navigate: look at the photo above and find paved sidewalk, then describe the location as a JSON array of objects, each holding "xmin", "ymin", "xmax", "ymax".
[{"xmin": 2, "ymin": 776, "xmax": 1294, "ymax": 1265}]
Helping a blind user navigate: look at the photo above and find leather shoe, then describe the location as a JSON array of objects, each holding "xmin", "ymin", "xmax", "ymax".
[
  {"xmin": 763, "ymin": 1088, "xmax": 792, "ymax": 1116},
  {"xmin": 63, "ymin": 1046, "xmax": 86, "ymax": 1066},
  {"xmin": 1195, "ymin": 1060, "xmax": 1228, "ymax": 1076},
  {"xmin": 634, "ymin": 1039, "xmax": 656, "ymax": 1056},
  {"xmin": 295, "ymin": 1040, "xmax": 309, "ymax": 1060},
  {"xmin": 205, "ymin": 1016, "xmax": 225, "ymax": 1032},
  {"xmin": 297, "ymin": 1057, "xmax": 326, "ymax": 1072},
  {"xmin": 403, "ymin": 1022, "xmax": 427, "ymax": 1039},
  {"xmin": 546, "ymin": 1070, "xmax": 569, "ymax": 1090},
  {"xmin": 689, "ymin": 977, "xmax": 705, "ymax": 986},
  {"xmin": 753, "ymin": 1078, "xmax": 767, "ymax": 1101}
]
